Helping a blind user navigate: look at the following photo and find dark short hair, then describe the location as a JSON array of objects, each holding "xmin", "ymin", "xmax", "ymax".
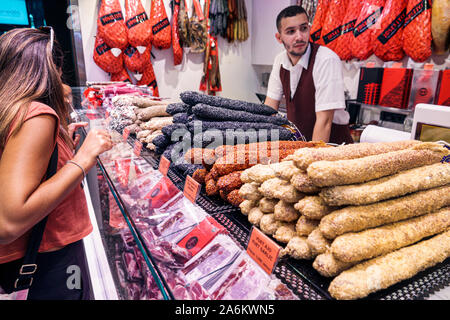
[{"xmin": 276, "ymin": 5, "xmax": 308, "ymax": 31}]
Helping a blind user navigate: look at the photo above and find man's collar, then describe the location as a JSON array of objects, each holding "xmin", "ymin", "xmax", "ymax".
[{"xmin": 281, "ymin": 43, "xmax": 311, "ymax": 71}]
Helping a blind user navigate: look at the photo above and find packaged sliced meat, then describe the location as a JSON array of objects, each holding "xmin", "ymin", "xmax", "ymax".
[
  {"xmin": 334, "ymin": 0, "xmax": 364, "ymax": 60},
  {"xmin": 123, "ymin": 45, "xmax": 151, "ymax": 73},
  {"xmin": 172, "ymin": 0, "xmax": 183, "ymax": 65},
  {"xmin": 403, "ymin": 0, "xmax": 432, "ymax": 62},
  {"xmin": 143, "ymin": 176, "xmax": 180, "ymax": 209},
  {"xmin": 137, "ymin": 61, "xmax": 159, "ymax": 97},
  {"xmin": 373, "ymin": 0, "xmax": 407, "ymax": 61},
  {"xmin": 122, "ymin": 251, "xmax": 144, "ymax": 282},
  {"xmin": 124, "ymin": 0, "xmax": 152, "ymax": 48},
  {"xmin": 110, "ymin": 68, "xmax": 132, "ymax": 82},
  {"xmin": 181, "ymin": 234, "xmax": 242, "ymax": 290},
  {"xmin": 309, "ymin": 0, "xmax": 330, "ymax": 44},
  {"xmin": 93, "ymin": 35, "xmax": 124, "ymax": 74},
  {"xmin": 97, "ymin": 0, "xmax": 128, "ymax": 49},
  {"xmin": 351, "ymin": 0, "xmax": 386, "ymax": 61},
  {"xmin": 150, "ymin": 0, "xmax": 172, "ymax": 49},
  {"xmin": 320, "ymin": 0, "xmax": 349, "ymax": 52},
  {"xmin": 209, "ymin": 253, "xmax": 272, "ymax": 300}
]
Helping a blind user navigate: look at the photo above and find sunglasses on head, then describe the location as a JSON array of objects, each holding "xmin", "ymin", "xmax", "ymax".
[{"xmin": 38, "ymin": 26, "xmax": 54, "ymax": 51}]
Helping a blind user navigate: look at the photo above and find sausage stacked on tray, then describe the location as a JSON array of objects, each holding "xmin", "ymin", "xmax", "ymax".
[
  {"xmin": 187, "ymin": 141, "xmax": 328, "ymax": 207},
  {"xmin": 237, "ymin": 140, "xmax": 450, "ymax": 300}
]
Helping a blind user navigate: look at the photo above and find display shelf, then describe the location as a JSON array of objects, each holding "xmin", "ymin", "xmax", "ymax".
[{"xmin": 356, "ymin": 102, "xmax": 414, "ymax": 116}]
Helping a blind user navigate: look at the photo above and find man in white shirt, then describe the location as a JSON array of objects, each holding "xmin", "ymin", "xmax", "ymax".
[{"xmin": 264, "ymin": 5, "xmax": 353, "ymax": 144}]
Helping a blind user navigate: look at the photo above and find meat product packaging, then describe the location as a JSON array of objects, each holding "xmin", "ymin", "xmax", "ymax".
[
  {"xmin": 209, "ymin": 253, "xmax": 272, "ymax": 300},
  {"xmin": 407, "ymin": 68, "xmax": 440, "ymax": 110},
  {"xmin": 177, "ymin": 216, "xmax": 227, "ymax": 256},
  {"xmin": 403, "ymin": 0, "xmax": 432, "ymax": 62},
  {"xmin": 309, "ymin": 0, "xmax": 330, "ymax": 44},
  {"xmin": 154, "ymin": 194, "xmax": 207, "ymax": 243},
  {"xmin": 373, "ymin": 0, "xmax": 408, "ymax": 61},
  {"xmin": 123, "ymin": 45, "xmax": 151, "ymax": 72},
  {"xmin": 110, "ymin": 68, "xmax": 132, "ymax": 82},
  {"xmin": 93, "ymin": 36, "xmax": 124, "ymax": 74},
  {"xmin": 125, "ymin": 0, "xmax": 152, "ymax": 48},
  {"xmin": 114, "ymin": 158, "xmax": 143, "ymax": 189},
  {"xmin": 435, "ymin": 69, "xmax": 450, "ymax": 106},
  {"xmin": 379, "ymin": 66, "xmax": 413, "ymax": 109},
  {"xmin": 97, "ymin": 0, "xmax": 128, "ymax": 50},
  {"xmin": 351, "ymin": 0, "xmax": 386, "ymax": 61},
  {"xmin": 172, "ymin": 0, "xmax": 183, "ymax": 65},
  {"xmin": 149, "ymin": 0, "xmax": 172, "ymax": 49},
  {"xmin": 320, "ymin": 0, "xmax": 349, "ymax": 52},
  {"xmin": 181, "ymin": 234, "xmax": 242, "ymax": 290},
  {"xmin": 122, "ymin": 251, "xmax": 144, "ymax": 282},
  {"xmin": 334, "ymin": 0, "xmax": 364, "ymax": 60},
  {"xmin": 356, "ymin": 67, "xmax": 385, "ymax": 105},
  {"xmin": 108, "ymin": 188, "xmax": 127, "ymax": 229},
  {"xmin": 137, "ymin": 62, "xmax": 159, "ymax": 97},
  {"xmin": 143, "ymin": 176, "xmax": 180, "ymax": 209}
]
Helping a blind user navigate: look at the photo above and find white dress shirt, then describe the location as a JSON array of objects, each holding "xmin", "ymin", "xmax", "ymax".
[{"xmin": 267, "ymin": 44, "xmax": 350, "ymax": 125}]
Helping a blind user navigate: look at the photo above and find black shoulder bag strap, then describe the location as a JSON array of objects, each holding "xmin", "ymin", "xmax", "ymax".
[{"xmin": 14, "ymin": 145, "xmax": 59, "ymax": 291}]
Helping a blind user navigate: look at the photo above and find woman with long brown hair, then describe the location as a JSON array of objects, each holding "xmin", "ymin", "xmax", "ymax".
[{"xmin": 0, "ymin": 27, "xmax": 112, "ymax": 299}]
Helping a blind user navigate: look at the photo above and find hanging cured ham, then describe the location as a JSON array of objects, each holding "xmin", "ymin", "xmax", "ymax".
[
  {"xmin": 93, "ymin": 36, "xmax": 124, "ymax": 74},
  {"xmin": 309, "ymin": 0, "xmax": 330, "ymax": 45},
  {"xmin": 150, "ymin": 0, "xmax": 172, "ymax": 49},
  {"xmin": 334, "ymin": 0, "xmax": 363, "ymax": 60},
  {"xmin": 123, "ymin": 45, "xmax": 151, "ymax": 72},
  {"xmin": 403, "ymin": 0, "xmax": 432, "ymax": 62},
  {"xmin": 373, "ymin": 0, "xmax": 407, "ymax": 62},
  {"xmin": 178, "ymin": 0, "xmax": 190, "ymax": 47},
  {"xmin": 124, "ymin": 0, "xmax": 152, "ymax": 49},
  {"xmin": 171, "ymin": 0, "xmax": 183, "ymax": 65},
  {"xmin": 97, "ymin": 0, "xmax": 128, "ymax": 50},
  {"xmin": 111, "ymin": 68, "xmax": 132, "ymax": 82},
  {"xmin": 137, "ymin": 62, "xmax": 159, "ymax": 97},
  {"xmin": 431, "ymin": 0, "xmax": 450, "ymax": 55},
  {"xmin": 351, "ymin": 0, "xmax": 386, "ymax": 61},
  {"xmin": 320, "ymin": 0, "xmax": 349, "ymax": 52},
  {"xmin": 189, "ymin": 0, "xmax": 208, "ymax": 53}
]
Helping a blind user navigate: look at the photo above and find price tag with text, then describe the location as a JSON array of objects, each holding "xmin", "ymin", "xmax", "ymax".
[
  {"xmin": 183, "ymin": 175, "xmax": 200, "ymax": 203},
  {"xmin": 424, "ymin": 63, "xmax": 434, "ymax": 70},
  {"xmin": 246, "ymin": 227, "xmax": 281, "ymax": 275},
  {"xmin": 158, "ymin": 156, "xmax": 171, "ymax": 176},
  {"xmin": 366, "ymin": 62, "xmax": 375, "ymax": 68},
  {"xmin": 123, "ymin": 127, "xmax": 130, "ymax": 141},
  {"xmin": 392, "ymin": 62, "xmax": 403, "ymax": 68},
  {"xmin": 133, "ymin": 140, "xmax": 143, "ymax": 157}
]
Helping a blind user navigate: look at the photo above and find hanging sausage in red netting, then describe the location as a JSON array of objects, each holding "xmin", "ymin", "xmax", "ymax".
[
  {"xmin": 93, "ymin": 35, "xmax": 124, "ymax": 74},
  {"xmin": 150, "ymin": 0, "xmax": 173, "ymax": 49},
  {"xmin": 97, "ymin": 0, "xmax": 128, "ymax": 50},
  {"xmin": 402, "ymin": 0, "xmax": 432, "ymax": 62},
  {"xmin": 125, "ymin": 0, "xmax": 153, "ymax": 50},
  {"xmin": 334, "ymin": 0, "xmax": 364, "ymax": 60}
]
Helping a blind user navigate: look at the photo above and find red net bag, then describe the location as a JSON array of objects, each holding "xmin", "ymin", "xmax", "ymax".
[
  {"xmin": 334, "ymin": 0, "xmax": 364, "ymax": 60},
  {"xmin": 373, "ymin": 0, "xmax": 407, "ymax": 61},
  {"xmin": 172, "ymin": 0, "xmax": 183, "ymax": 65},
  {"xmin": 320, "ymin": 0, "xmax": 349, "ymax": 52},
  {"xmin": 111, "ymin": 68, "xmax": 132, "ymax": 82},
  {"xmin": 124, "ymin": 45, "xmax": 151, "ymax": 73},
  {"xmin": 97, "ymin": 0, "xmax": 128, "ymax": 50},
  {"xmin": 150, "ymin": 0, "xmax": 172, "ymax": 50},
  {"xmin": 93, "ymin": 35, "xmax": 124, "ymax": 74},
  {"xmin": 351, "ymin": 0, "xmax": 386, "ymax": 61},
  {"xmin": 137, "ymin": 62, "xmax": 159, "ymax": 97},
  {"xmin": 310, "ymin": 0, "xmax": 330, "ymax": 45},
  {"xmin": 402, "ymin": 0, "xmax": 432, "ymax": 62},
  {"xmin": 125, "ymin": 0, "xmax": 152, "ymax": 48}
]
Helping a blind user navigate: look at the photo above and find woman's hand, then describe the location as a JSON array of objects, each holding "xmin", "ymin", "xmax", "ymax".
[
  {"xmin": 72, "ymin": 129, "xmax": 113, "ymax": 171},
  {"xmin": 68, "ymin": 122, "xmax": 88, "ymax": 149}
]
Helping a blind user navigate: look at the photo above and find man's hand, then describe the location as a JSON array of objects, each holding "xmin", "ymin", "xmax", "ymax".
[
  {"xmin": 264, "ymin": 97, "xmax": 280, "ymax": 111},
  {"xmin": 312, "ymin": 110, "xmax": 334, "ymax": 143}
]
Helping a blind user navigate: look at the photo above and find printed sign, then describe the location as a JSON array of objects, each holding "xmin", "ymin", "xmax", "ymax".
[
  {"xmin": 183, "ymin": 175, "xmax": 200, "ymax": 203},
  {"xmin": 123, "ymin": 127, "xmax": 130, "ymax": 141},
  {"xmin": 133, "ymin": 140, "xmax": 143, "ymax": 157},
  {"xmin": 158, "ymin": 156, "xmax": 171, "ymax": 176},
  {"xmin": 246, "ymin": 227, "xmax": 281, "ymax": 275}
]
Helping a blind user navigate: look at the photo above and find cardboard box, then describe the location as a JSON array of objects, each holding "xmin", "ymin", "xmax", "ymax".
[
  {"xmin": 435, "ymin": 69, "xmax": 450, "ymax": 106},
  {"xmin": 357, "ymin": 67, "xmax": 384, "ymax": 105},
  {"xmin": 379, "ymin": 67, "xmax": 413, "ymax": 109}
]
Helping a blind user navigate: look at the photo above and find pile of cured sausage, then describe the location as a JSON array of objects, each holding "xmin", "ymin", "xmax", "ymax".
[{"xmin": 237, "ymin": 140, "xmax": 449, "ymax": 300}]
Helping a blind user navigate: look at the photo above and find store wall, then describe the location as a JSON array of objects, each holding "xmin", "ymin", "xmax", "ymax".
[{"xmin": 78, "ymin": 0, "xmax": 259, "ymax": 103}]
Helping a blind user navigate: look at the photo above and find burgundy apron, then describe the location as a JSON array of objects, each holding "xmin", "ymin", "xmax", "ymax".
[{"xmin": 280, "ymin": 43, "xmax": 353, "ymax": 144}]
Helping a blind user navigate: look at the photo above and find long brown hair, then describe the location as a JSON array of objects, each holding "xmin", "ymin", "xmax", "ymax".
[{"xmin": 0, "ymin": 28, "xmax": 72, "ymax": 149}]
